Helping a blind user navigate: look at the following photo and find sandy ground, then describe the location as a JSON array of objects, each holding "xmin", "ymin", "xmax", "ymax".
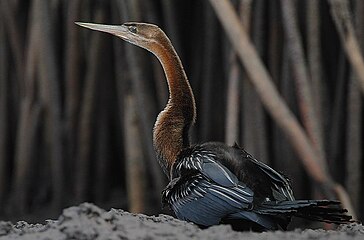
[{"xmin": 0, "ymin": 203, "xmax": 363, "ymax": 240}]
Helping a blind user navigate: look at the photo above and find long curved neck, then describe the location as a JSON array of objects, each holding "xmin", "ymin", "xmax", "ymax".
[{"xmin": 151, "ymin": 36, "xmax": 196, "ymax": 177}]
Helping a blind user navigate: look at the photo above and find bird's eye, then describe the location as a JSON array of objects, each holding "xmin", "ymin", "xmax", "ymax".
[{"xmin": 128, "ymin": 26, "xmax": 137, "ymax": 33}]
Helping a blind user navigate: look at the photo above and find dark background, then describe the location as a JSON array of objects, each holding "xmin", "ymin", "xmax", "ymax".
[{"xmin": 0, "ymin": 0, "xmax": 363, "ymax": 227}]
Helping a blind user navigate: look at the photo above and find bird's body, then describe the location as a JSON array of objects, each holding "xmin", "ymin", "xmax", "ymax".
[
  {"xmin": 162, "ymin": 142, "xmax": 350, "ymax": 230},
  {"xmin": 77, "ymin": 21, "xmax": 352, "ymax": 231}
]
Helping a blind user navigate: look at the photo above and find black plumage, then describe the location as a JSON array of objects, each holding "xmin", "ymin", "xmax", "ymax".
[{"xmin": 162, "ymin": 142, "xmax": 352, "ymax": 231}]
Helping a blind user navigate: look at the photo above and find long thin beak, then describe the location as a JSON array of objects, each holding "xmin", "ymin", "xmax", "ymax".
[{"xmin": 75, "ymin": 22, "xmax": 129, "ymax": 37}]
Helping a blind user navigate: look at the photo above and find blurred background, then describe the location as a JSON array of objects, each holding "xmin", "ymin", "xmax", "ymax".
[{"xmin": 0, "ymin": 0, "xmax": 363, "ymax": 228}]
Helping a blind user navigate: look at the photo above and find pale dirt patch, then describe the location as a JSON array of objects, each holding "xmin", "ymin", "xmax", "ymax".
[{"xmin": 0, "ymin": 203, "xmax": 363, "ymax": 240}]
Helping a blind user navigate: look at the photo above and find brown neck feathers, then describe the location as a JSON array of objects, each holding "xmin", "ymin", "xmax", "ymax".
[{"xmin": 151, "ymin": 36, "xmax": 196, "ymax": 178}]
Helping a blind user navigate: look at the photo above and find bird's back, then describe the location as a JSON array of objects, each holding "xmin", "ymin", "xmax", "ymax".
[{"xmin": 178, "ymin": 142, "xmax": 294, "ymax": 203}]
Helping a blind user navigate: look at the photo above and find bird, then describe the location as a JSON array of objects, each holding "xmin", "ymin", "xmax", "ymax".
[{"xmin": 76, "ymin": 22, "xmax": 352, "ymax": 231}]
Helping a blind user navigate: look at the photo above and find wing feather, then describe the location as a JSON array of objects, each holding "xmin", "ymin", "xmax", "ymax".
[
  {"xmin": 164, "ymin": 175, "xmax": 253, "ymax": 227},
  {"xmin": 247, "ymin": 155, "xmax": 294, "ymax": 201}
]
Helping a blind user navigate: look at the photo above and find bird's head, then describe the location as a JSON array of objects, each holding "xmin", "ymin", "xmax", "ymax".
[{"xmin": 76, "ymin": 22, "xmax": 167, "ymax": 53}]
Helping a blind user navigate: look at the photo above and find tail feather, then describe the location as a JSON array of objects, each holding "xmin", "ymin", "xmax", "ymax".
[{"xmin": 256, "ymin": 200, "xmax": 352, "ymax": 224}]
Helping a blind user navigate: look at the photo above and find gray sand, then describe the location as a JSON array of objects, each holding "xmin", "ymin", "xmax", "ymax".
[{"xmin": 0, "ymin": 203, "xmax": 363, "ymax": 239}]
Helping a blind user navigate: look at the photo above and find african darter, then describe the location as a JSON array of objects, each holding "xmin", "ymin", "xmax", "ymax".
[{"xmin": 76, "ymin": 22, "xmax": 352, "ymax": 231}]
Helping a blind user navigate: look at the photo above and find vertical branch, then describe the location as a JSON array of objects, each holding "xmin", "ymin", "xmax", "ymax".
[
  {"xmin": 76, "ymin": 9, "xmax": 105, "ymax": 202},
  {"xmin": 188, "ymin": 2, "xmax": 204, "ymax": 141},
  {"xmin": 328, "ymin": 0, "xmax": 364, "ymax": 95},
  {"xmin": 242, "ymin": 0, "xmax": 268, "ymax": 163},
  {"xmin": 240, "ymin": 0, "xmax": 254, "ymax": 150},
  {"xmin": 36, "ymin": 0, "xmax": 64, "ymax": 210},
  {"xmin": 306, "ymin": 0, "xmax": 325, "ymax": 135},
  {"xmin": 12, "ymin": 101, "xmax": 41, "ymax": 214},
  {"xmin": 10, "ymin": 0, "xmax": 41, "ymax": 215},
  {"xmin": 0, "ymin": 0, "xmax": 24, "ymax": 94},
  {"xmin": 275, "ymin": 44, "xmax": 307, "ymax": 198},
  {"xmin": 267, "ymin": 0, "xmax": 282, "ymax": 83},
  {"xmin": 345, "ymin": 73, "xmax": 362, "ymax": 211},
  {"xmin": 225, "ymin": 0, "xmax": 251, "ymax": 146},
  {"xmin": 93, "ymin": 21, "xmax": 114, "ymax": 202},
  {"xmin": 281, "ymin": 0, "xmax": 325, "ymax": 165},
  {"xmin": 201, "ymin": 2, "xmax": 218, "ymax": 141},
  {"xmin": 64, "ymin": 0, "xmax": 82, "ymax": 193},
  {"xmin": 225, "ymin": 52, "xmax": 240, "ymax": 145},
  {"xmin": 345, "ymin": 0, "xmax": 363, "ymax": 213},
  {"xmin": 94, "ymin": 104, "xmax": 111, "ymax": 203},
  {"xmin": 124, "ymin": 94, "xmax": 146, "ymax": 213},
  {"xmin": 239, "ymin": 0, "xmax": 252, "ymax": 148},
  {"xmin": 111, "ymin": 0, "xmax": 131, "ymax": 209},
  {"xmin": 327, "ymin": 51, "xmax": 347, "ymax": 179},
  {"xmin": 0, "ymin": 15, "xmax": 8, "ymax": 209}
]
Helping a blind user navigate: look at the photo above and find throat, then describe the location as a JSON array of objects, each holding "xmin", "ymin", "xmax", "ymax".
[{"xmin": 153, "ymin": 103, "xmax": 193, "ymax": 177}]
